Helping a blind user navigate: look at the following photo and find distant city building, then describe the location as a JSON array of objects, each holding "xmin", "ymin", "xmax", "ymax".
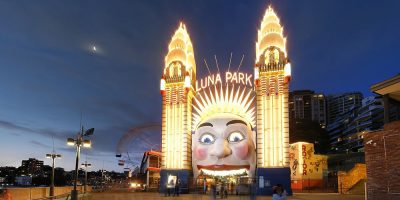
[
  {"xmin": 0, "ymin": 166, "xmax": 17, "ymax": 177},
  {"xmin": 20, "ymin": 158, "xmax": 44, "ymax": 176},
  {"xmin": 327, "ymin": 92, "xmax": 363, "ymax": 125},
  {"xmin": 371, "ymin": 74, "xmax": 400, "ymax": 123},
  {"xmin": 0, "ymin": 166, "xmax": 17, "ymax": 185},
  {"xmin": 289, "ymin": 90, "xmax": 327, "ymax": 127},
  {"xmin": 327, "ymin": 96, "xmax": 384, "ymax": 153},
  {"xmin": 15, "ymin": 175, "xmax": 32, "ymax": 186}
]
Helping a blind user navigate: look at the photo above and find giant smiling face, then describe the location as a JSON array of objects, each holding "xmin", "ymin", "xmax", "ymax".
[{"xmin": 192, "ymin": 113, "xmax": 256, "ymax": 178}]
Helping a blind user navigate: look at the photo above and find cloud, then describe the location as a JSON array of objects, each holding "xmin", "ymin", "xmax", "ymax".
[
  {"xmin": 30, "ymin": 140, "xmax": 52, "ymax": 149},
  {"xmin": 0, "ymin": 119, "xmax": 72, "ymax": 141}
]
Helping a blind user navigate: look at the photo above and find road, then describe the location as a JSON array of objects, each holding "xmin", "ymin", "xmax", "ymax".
[{"xmin": 86, "ymin": 192, "xmax": 365, "ymax": 200}]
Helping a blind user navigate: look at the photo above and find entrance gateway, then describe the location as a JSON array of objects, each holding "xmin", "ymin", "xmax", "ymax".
[{"xmin": 159, "ymin": 5, "xmax": 292, "ymax": 195}]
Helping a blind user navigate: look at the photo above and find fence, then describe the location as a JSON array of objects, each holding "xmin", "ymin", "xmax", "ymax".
[{"xmin": 4, "ymin": 186, "xmax": 91, "ymax": 200}]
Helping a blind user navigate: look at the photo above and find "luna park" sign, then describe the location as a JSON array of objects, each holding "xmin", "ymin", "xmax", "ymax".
[{"xmin": 195, "ymin": 71, "xmax": 253, "ymax": 92}]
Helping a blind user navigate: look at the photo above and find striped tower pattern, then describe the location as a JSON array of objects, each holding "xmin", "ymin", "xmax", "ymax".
[
  {"xmin": 160, "ymin": 22, "xmax": 196, "ymax": 170},
  {"xmin": 254, "ymin": 6, "xmax": 292, "ymax": 168}
]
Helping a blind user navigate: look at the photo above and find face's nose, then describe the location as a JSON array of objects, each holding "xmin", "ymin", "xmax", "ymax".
[{"xmin": 209, "ymin": 138, "xmax": 232, "ymax": 159}]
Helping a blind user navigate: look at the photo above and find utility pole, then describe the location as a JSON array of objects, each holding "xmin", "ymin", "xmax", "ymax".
[{"xmin": 81, "ymin": 161, "xmax": 92, "ymax": 194}]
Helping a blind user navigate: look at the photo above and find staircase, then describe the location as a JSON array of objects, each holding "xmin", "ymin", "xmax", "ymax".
[{"xmin": 338, "ymin": 163, "xmax": 366, "ymax": 194}]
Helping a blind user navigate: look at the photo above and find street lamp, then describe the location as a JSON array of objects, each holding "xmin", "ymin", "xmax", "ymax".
[
  {"xmin": 81, "ymin": 161, "xmax": 92, "ymax": 194},
  {"xmin": 46, "ymin": 153, "xmax": 61, "ymax": 198},
  {"xmin": 67, "ymin": 127, "xmax": 94, "ymax": 200}
]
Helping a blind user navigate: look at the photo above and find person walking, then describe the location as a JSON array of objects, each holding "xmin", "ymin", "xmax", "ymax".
[
  {"xmin": 174, "ymin": 179, "xmax": 181, "ymax": 197},
  {"xmin": 166, "ymin": 179, "xmax": 174, "ymax": 196},
  {"xmin": 249, "ymin": 179, "xmax": 257, "ymax": 200},
  {"xmin": 272, "ymin": 184, "xmax": 287, "ymax": 200},
  {"xmin": 203, "ymin": 178, "xmax": 207, "ymax": 194},
  {"xmin": 223, "ymin": 182, "xmax": 228, "ymax": 199},
  {"xmin": 210, "ymin": 182, "xmax": 217, "ymax": 200},
  {"xmin": 220, "ymin": 183, "xmax": 224, "ymax": 199}
]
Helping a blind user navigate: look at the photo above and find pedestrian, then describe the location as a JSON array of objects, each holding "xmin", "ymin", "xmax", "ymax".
[
  {"xmin": 249, "ymin": 179, "xmax": 257, "ymax": 200},
  {"xmin": 210, "ymin": 182, "xmax": 217, "ymax": 200},
  {"xmin": 174, "ymin": 179, "xmax": 181, "ymax": 197},
  {"xmin": 220, "ymin": 183, "xmax": 224, "ymax": 199},
  {"xmin": 203, "ymin": 178, "xmax": 207, "ymax": 194},
  {"xmin": 166, "ymin": 179, "xmax": 174, "ymax": 196},
  {"xmin": 223, "ymin": 183, "xmax": 228, "ymax": 199},
  {"xmin": 272, "ymin": 184, "xmax": 287, "ymax": 200},
  {"xmin": 277, "ymin": 184, "xmax": 287, "ymax": 199}
]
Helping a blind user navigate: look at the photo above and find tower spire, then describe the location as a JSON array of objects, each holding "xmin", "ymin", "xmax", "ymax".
[{"xmin": 160, "ymin": 22, "xmax": 196, "ymax": 172}]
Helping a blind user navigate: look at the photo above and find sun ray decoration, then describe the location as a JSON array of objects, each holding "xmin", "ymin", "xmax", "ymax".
[{"xmin": 192, "ymin": 84, "xmax": 256, "ymax": 130}]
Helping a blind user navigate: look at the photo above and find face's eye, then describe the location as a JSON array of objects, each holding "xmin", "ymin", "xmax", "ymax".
[
  {"xmin": 199, "ymin": 133, "xmax": 215, "ymax": 144},
  {"xmin": 227, "ymin": 131, "xmax": 245, "ymax": 143}
]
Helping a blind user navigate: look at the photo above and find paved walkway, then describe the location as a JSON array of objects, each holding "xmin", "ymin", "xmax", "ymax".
[{"xmin": 88, "ymin": 192, "xmax": 365, "ymax": 200}]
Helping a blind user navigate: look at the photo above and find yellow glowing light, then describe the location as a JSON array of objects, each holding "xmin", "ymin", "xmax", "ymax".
[
  {"xmin": 284, "ymin": 62, "xmax": 291, "ymax": 77},
  {"xmin": 164, "ymin": 22, "xmax": 196, "ymax": 72},
  {"xmin": 255, "ymin": 5, "xmax": 290, "ymax": 168},
  {"xmin": 83, "ymin": 140, "xmax": 91, "ymax": 148},
  {"xmin": 192, "ymin": 84, "xmax": 255, "ymax": 130},
  {"xmin": 201, "ymin": 168, "xmax": 248, "ymax": 177},
  {"xmin": 256, "ymin": 6, "xmax": 287, "ymax": 62},
  {"xmin": 161, "ymin": 22, "xmax": 195, "ymax": 170},
  {"xmin": 160, "ymin": 78, "xmax": 166, "ymax": 91},
  {"xmin": 67, "ymin": 138, "xmax": 75, "ymax": 146},
  {"xmin": 184, "ymin": 75, "xmax": 190, "ymax": 88},
  {"xmin": 256, "ymin": 74, "xmax": 289, "ymax": 167},
  {"xmin": 254, "ymin": 67, "xmax": 259, "ymax": 80}
]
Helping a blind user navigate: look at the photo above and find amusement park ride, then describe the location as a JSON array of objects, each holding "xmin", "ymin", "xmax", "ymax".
[{"xmin": 115, "ymin": 123, "xmax": 161, "ymax": 174}]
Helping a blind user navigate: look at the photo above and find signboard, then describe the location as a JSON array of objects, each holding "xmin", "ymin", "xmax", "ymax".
[{"xmin": 196, "ymin": 72, "xmax": 253, "ymax": 92}]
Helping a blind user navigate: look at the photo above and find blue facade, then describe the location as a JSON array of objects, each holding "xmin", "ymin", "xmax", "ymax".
[
  {"xmin": 256, "ymin": 167, "xmax": 292, "ymax": 195},
  {"xmin": 160, "ymin": 169, "xmax": 191, "ymax": 194}
]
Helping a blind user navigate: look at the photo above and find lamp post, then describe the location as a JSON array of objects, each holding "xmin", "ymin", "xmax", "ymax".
[
  {"xmin": 81, "ymin": 161, "xmax": 91, "ymax": 194},
  {"xmin": 46, "ymin": 153, "xmax": 61, "ymax": 198},
  {"xmin": 67, "ymin": 126, "xmax": 94, "ymax": 200}
]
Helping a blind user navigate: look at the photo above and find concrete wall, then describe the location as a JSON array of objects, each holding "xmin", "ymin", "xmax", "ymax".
[
  {"xmin": 7, "ymin": 186, "xmax": 91, "ymax": 200},
  {"xmin": 365, "ymin": 120, "xmax": 400, "ymax": 200}
]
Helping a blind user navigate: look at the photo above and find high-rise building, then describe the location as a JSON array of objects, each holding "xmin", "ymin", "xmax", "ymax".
[
  {"xmin": 327, "ymin": 96, "xmax": 384, "ymax": 153},
  {"xmin": 327, "ymin": 92, "xmax": 363, "ymax": 125},
  {"xmin": 20, "ymin": 158, "xmax": 44, "ymax": 176},
  {"xmin": 289, "ymin": 90, "xmax": 327, "ymax": 127}
]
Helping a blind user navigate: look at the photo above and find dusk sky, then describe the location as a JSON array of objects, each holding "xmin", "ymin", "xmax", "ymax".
[{"xmin": 0, "ymin": 0, "xmax": 399, "ymax": 172}]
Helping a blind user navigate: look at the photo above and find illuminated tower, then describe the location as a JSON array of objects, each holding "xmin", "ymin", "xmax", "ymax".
[
  {"xmin": 159, "ymin": 22, "xmax": 196, "ymax": 192},
  {"xmin": 254, "ymin": 6, "xmax": 292, "ymax": 194}
]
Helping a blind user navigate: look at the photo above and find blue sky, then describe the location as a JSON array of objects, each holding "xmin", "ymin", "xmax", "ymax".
[{"xmin": 0, "ymin": 0, "xmax": 399, "ymax": 172}]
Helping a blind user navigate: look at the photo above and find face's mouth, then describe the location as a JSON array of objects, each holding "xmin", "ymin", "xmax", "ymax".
[
  {"xmin": 197, "ymin": 165, "xmax": 250, "ymax": 171},
  {"xmin": 197, "ymin": 165, "xmax": 250, "ymax": 177}
]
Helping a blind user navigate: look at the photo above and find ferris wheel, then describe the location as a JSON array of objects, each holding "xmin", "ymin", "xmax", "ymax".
[{"xmin": 115, "ymin": 123, "xmax": 161, "ymax": 172}]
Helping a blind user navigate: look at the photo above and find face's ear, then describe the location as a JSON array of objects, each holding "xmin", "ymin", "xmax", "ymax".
[
  {"xmin": 251, "ymin": 129, "xmax": 257, "ymax": 150},
  {"xmin": 192, "ymin": 131, "xmax": 197, "ymax": 151}
]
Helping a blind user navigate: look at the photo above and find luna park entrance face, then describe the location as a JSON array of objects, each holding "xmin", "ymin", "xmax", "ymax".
[{"xmin": 194, "ymin": 174, "xmax": 254, "ymax": 195}]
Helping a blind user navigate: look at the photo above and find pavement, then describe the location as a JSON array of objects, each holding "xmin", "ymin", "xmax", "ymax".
[{"xmin": 86, "ymin": 192, "xmax": 365, "ymax": 200}]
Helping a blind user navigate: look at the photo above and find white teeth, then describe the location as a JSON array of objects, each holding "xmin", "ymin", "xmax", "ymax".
[{"xmin": 201, "ymin": 168, "xmax": 248, "ymax": 177}]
